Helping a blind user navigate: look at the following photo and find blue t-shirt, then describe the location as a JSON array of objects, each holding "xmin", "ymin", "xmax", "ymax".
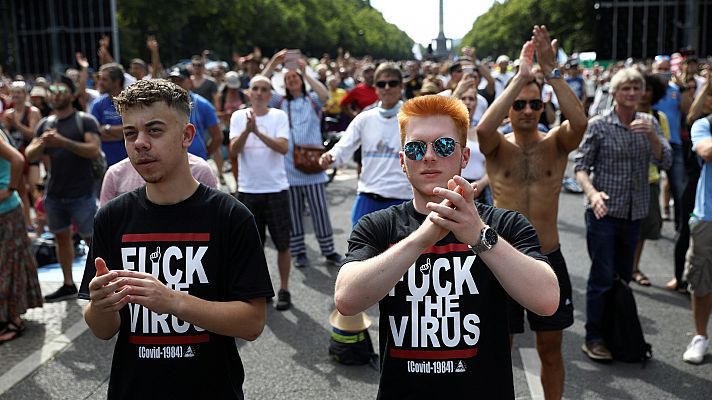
[
  {"xmin": 691, "ymin": 117, "xmax": 712, "ymax": 221},
  {"xmin": 565, "ymin": 76, "xmax": 585, "ymax": 101},
  {"xmin": 187, "ymin": 92, "xmax": 219, "ymax": 160},
  {"xmin": 90, "ymin": 94, "xmax": 127, "ymax": 166},
  {"xmin": 653, "ymin": 83, "xmax": 682, "ymax": 144}
]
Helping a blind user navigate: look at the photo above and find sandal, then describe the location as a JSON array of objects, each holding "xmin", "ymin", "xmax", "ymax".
[
  {"xmin": 0, "ymin": 320, "xmax": 25, "ymax": 345},
  {"xmin": 632, "ymin": 271, "xmax": 651, "ymax": 286}
]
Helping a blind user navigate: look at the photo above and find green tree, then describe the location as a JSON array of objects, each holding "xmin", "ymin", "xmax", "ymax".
[
  {"xmin": 460, "ymin": 0, "xmax": 594, "ymax": 61},
  {"xmin": 115, "ymin": 0, "xmax": 414, "ymax": 66}
]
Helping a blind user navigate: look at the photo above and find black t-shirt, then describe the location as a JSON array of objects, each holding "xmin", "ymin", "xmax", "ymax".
[
  {"xmin": 35, "ymin": 111, "xmax": 100, "ymax": 198},
  {"xmin": 344, "ymin": 201, "xmax": 546, "ymax": 399},
  {"xmin": 79, "ymin": 184, "xmax": 274, "ymax": 400}
]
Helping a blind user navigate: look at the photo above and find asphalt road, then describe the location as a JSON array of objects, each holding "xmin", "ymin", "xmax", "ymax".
[{"xmin": 1, "ymin": 164, "xmax": 710, "ymax": 400}]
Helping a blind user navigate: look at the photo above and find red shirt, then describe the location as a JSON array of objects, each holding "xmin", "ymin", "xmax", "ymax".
[{"xmin": 339, "ymin": 83, "xmax": 378, "ymax": 112}]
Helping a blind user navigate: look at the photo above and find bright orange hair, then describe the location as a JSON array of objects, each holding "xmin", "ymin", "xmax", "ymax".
[{"xmin": 397, "ymin": 95, "xmax": 470, "ymax": 145}]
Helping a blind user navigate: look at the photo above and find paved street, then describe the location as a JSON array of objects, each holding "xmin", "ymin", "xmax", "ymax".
[{"xmin": 1, "ymin": 164, "xmax": 711, "ymax": 400}]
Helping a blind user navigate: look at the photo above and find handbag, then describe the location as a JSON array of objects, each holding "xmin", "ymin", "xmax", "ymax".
[
  {"xmin": 286, "ymin": 98, "xmax": 326, "ymax": 174},
  {"xmin": 293, "ymin": 144, "xmax": 325, "ymax": 174}
]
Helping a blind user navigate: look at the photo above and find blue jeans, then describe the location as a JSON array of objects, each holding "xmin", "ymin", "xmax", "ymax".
[
  {"xmin": 584, "ymin": 210, "xmax": 640, "ymax": 343},
  {"xmin": 351, "ymin": 193, "xmax": 409, "ymax": 227}
]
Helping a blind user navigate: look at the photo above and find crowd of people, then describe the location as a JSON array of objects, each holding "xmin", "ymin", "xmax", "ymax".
[{"xmin": 0, "ymin": 24, "xmax": 711, "ymax": 399}]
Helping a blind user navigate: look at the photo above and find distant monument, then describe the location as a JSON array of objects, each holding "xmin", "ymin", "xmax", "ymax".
[{"xmin": 431, "ymin": 0, "xmax": 452, "ymax": 60}]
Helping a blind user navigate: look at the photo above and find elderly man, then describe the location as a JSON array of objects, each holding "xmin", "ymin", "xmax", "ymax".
[{"xmin": 575, "ymin": 67, "xmax": 672, "ymax": 361}]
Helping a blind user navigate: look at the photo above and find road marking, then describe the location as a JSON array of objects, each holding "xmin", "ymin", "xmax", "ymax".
[
  {"xmin": 0, "ymin": 319, "xmax": 89, "ymax": 395},
  {"xmin": 519, "ymin": 347, "xmax": 545, "ymax": 400}
]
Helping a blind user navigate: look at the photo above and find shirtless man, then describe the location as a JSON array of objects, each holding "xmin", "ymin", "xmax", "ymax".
[{"xmin": 476, "ymin": 26, "xmax": 587, "ymax": 400}]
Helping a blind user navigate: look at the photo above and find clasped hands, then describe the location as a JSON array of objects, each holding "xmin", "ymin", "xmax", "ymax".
[
  {"xmin": 415, "ymin": 175, "xmax": 484, "ymax": 249},
  {"xmin": 88, "ymin": 257, "xmax": 178, "ymax": 316}
]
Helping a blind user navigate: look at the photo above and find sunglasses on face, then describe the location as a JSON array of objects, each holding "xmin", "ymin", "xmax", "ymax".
[
  {"xmin": 512, "ymin": 99, "xmax": 543, "ymax": 111},
  {"xmin": 375, "ymin": 80, "xmax": 401, "ymax": 89},
  {"xmin": 48, "ymin": 85, "xmax": 69, "ymax": 94},
  {"xmin": 403, "ymin": 137, "xmax": 461, "ymax": 161}
]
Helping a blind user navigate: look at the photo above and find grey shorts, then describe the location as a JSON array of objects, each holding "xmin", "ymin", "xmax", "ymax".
[
  {"xmin": 43, "ymin": 194, "xmax": 97, "ymax": 237},
  {"xmin": 684, "ymin": 220, "xmax": 712, "ymax": 296}
]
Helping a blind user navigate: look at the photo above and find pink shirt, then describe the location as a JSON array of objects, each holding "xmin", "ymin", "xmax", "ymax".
[{"xmin": 99, "ymin": 154, "xmax": 218, "ymax": 206}]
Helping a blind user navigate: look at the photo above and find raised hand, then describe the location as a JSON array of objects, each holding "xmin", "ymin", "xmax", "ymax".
[
  {"xmin": 532, "ymin": 25, "xmax": 557, "ymax": 73},
  {"xmin": 518, "ymin": 40, "xmax": 535, "ymax": 80},
  {"xmin": 99, "ymin": 35, "xmax": 111, "ymax": 49},
  {"xmin": 75, "ymin": 52, "xmax": 89, "ymax": 69},
  {"xmin": 146, "ymin": 35, "xmax": 159, "ymax": 52}
]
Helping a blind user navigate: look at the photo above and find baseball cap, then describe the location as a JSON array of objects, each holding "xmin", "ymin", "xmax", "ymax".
[
  {"xmin": 168, "ymin": 66, "xmax": 191, "ymax": 80},
  {"xmin": 225, "ymin": 71, "xmax": 241, "ymax": 89},
  {"xmin": 496, "ymin": 55, "xmax": 510, "ymax": 64}
]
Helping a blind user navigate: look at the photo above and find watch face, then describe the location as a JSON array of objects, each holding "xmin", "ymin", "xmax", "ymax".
[{"xmin": 484, "ymin": 227, "xmax": 498, "ymax": 245}]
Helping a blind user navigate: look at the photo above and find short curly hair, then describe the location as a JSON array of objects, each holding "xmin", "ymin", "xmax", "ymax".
[
  {"xmin": 113, "ymin": 79, "xmax": 191, "ymax": 122},
  {"xmin": 398, "ymin": 95, "xmax": 469, "ymax": 145}
]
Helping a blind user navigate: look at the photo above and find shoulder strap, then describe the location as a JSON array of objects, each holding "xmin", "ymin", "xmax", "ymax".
[
  {"xmin": 651, "ymin": 109, "xmax": 660, "ymax": 123},
  {"xmin": 75, "ymin": 111, "xmax": 84, "ymax": 133}
]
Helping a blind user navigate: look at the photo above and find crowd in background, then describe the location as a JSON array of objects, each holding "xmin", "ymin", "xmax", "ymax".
[{"xmin": 1, "ymin": 32, "xmax": 711, "ymax": 370}]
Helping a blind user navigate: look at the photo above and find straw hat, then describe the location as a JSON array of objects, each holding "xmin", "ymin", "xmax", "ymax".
[{"xmin": 329, "ymin": 310, "xmax": 372, "ymax": 332}]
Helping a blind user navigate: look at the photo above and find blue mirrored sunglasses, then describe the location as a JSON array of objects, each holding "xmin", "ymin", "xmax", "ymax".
[{"xmin": 403, "ymin": 137, "xmax": 461, "ymax": 161}]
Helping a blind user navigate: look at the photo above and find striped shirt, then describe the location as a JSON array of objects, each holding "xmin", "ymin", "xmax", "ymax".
[
  {"xmin": 270, "ymin": 91, "xmax": 328, "ymax": 186},
  {"xmin": 574, "ymin": 109, "xmax": 672, "ymax": 220}
]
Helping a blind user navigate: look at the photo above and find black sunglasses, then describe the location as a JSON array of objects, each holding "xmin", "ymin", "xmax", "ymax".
[
  {"xmin": 375, "ymin": 80, "xmax": 401, "ymax": 89},
  {"xmin": 403, "ymin": 137, "xmax": 461, "ymax": 161},
  {"xmin": 512, "ymin": 99, "xmax": 544, "ymax": 111}
]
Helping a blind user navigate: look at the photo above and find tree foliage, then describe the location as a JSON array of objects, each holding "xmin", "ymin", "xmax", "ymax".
[
  {"xmin": 116, "ymin": 0, "xmax": 414, "ymax": 64},
  {"xmin": 460, "ymin": 0, "xmax": 594, "ymax": 61}
]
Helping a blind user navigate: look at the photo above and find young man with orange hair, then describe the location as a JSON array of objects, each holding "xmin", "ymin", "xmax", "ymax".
[{"xmin": 334, "ymin": 94, "xmax": 559, "ymax": 398}]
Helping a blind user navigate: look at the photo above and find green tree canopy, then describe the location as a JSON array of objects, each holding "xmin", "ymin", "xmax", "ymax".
[
  {"xmin": 460, "ymin": 0, "xmax": 594, "ymax": 61},
  {"xmin": 117, "ymin": 0, "xmax": 414, "ymax": 65}
]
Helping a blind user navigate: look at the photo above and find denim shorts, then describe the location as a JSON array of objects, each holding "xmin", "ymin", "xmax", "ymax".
[{"xmin": 44, "ymin": 194, "xmax": 97, "ymax": 237}]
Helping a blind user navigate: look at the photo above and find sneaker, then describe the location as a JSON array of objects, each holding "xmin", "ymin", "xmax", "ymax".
[
  {"xmin": 294, "ymin": 254, "xmax": 309, "ymax": 268},
  {"xmin": 44, "ymin": 284, "xmax": 78, "ymax": 302},
  {"xmin": 324, "ymin": 252, "xmax": 343, "ymax": 267},
  {"xmin": 581, "ymin": 341, "xmax": 613, "ymax": 362},
  {"xmin": 683, "ymin": 335, "xmax": 709, "ymax": 364},
  {"xmin": 275, "ymin": 289, "xmax": 291, "ymax": 311}
]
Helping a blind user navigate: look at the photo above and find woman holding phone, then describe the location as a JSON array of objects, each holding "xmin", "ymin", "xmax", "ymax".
[{"xmin": 262, "ymin": 49, "xmax": 343, "ymax": 269}]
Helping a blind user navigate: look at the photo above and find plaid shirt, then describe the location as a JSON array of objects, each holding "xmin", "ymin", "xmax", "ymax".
[{"xmin": 574, "ymin": 109, "xmax": 672, "ymax": 220}]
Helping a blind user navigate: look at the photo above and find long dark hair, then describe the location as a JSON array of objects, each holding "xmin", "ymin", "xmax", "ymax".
[{"xmin": 285, "ymin": 70, "xmax": 306, "ymax": 101}]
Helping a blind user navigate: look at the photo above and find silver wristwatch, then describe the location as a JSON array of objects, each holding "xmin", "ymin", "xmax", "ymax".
[{"xmin": 468, "ymin": 225, "xmax": 498, "ymax": 255}]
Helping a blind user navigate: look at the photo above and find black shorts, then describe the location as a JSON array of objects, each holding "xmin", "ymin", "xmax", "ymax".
[
  {"xmin": 507, "ymin": 247, "xmax": 574, "ymax": 333},
  {"xmin": 237, "ymin": 190, "xmax": 291, "ymax": 251}
]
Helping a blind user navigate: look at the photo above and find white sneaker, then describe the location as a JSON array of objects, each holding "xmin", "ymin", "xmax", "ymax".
[{"xmin": 683, "ymin": 335, "xmax": 709, "ymax": 364}]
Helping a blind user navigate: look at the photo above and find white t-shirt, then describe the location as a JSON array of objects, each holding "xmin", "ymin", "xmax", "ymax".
[
  {"xmin": 462, "ymin": 138, "xmax": 486, "ymax": 181},
  {"xmin": 329, "ymin": 107, "xmax": 412, "ymax": 200},
  {"xmin": 229, "ymin": 108, "xmax": 290, "ymax": 193}
]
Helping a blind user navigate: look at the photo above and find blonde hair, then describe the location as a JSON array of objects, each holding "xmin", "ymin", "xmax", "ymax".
[{"xmin": 398, "ymin": 95, "xmax": 469, "ymax": 144}]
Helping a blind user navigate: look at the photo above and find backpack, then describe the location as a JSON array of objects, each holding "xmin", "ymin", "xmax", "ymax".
[
  {"xmin": 328, "ymin": 328, "xmax": 378, "ymax": 368},
  {"xmin": 46, "ymin": 111, "xmax": 107, "ymax": 182},
  {"xmin": 32, "ymin": 233, "xmax": 87, "ymax": 267},
  {"xmin": 602, "ymin": 275, "xmax": 653, "ymax": 363}
]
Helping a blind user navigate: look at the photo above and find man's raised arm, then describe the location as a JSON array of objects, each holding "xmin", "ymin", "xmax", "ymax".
[
  {"xmin": 476, "ymin": 40, "xmax": 536, "ymax": 156},
  {"xmin": 533, "ymin": 26, "xmax": 587, "ymax": 151}
]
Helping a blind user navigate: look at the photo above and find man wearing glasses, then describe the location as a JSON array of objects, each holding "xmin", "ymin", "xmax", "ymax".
[
  {"xmin": 476, "ymin": 26, "xmax": 587, "ymax": 400},
  {"xmin": 229, "ymin": 75, "xmax": 293, "ymax": 311},
  {"xmin": 26, "ymin": 76, "xmax": 102, "ymax": 302},
  {"xmin": 334, "ymin": 93, "xmax": 559, "ymax": 398},
  {"xmin": 320, "ymin": 62, "xmax": 412, "ymax": 227}
]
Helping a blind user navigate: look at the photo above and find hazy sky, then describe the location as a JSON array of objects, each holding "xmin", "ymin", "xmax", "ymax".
[{"xmin": 369, "ymin": 0, "xmax": 495, "ymax": 47}]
